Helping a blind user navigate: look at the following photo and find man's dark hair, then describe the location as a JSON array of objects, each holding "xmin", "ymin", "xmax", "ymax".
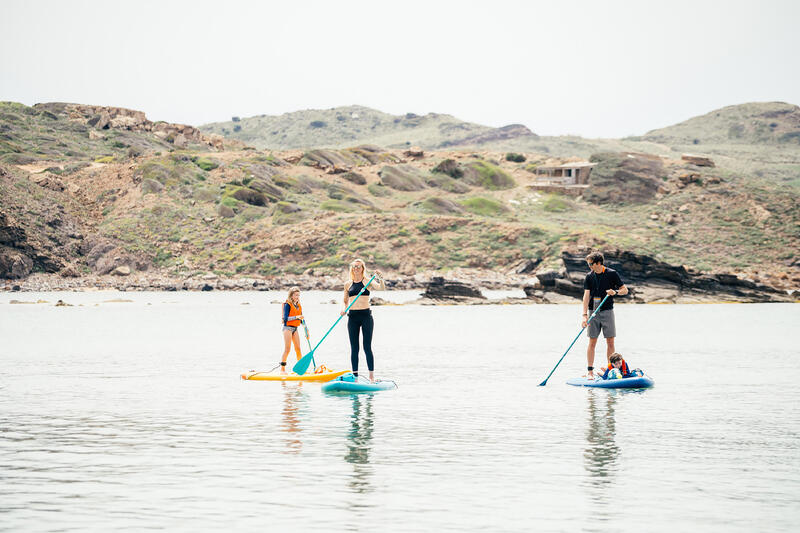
[
  {"xmin": 586, "ymin": 251, "xmax": 604, "ymax": 265},
  {"xmin": 610, "ymin": 353, "xmax": 623, "ymax": 364}
]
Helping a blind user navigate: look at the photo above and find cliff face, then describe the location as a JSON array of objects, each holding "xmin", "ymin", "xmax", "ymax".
[{"xmin": 0, "ymin": 165, "xmax": 86, "ymax": 278}]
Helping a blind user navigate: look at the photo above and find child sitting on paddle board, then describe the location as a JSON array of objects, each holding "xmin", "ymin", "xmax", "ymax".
[
  {"xmin": 600, "ymin": 353, "xmax": 643, "ymax": 380},
  {"xmin": 279, "ymin": 287, "xmax": 304, "ymax": 374}
]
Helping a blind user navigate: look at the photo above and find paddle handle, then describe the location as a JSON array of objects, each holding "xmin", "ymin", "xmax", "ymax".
[
  {"xmin": 308, "ymin": 274, "xmax": 377, "ymax": 354},
  {"xmin": 538, "ymin": 294, "xmax": 610, "ymax": 386}
]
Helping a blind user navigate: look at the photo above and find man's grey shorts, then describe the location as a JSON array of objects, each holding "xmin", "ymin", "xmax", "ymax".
[{"xmin": 587, "ymin": 309, "xmax": 616, "ymax": 338}]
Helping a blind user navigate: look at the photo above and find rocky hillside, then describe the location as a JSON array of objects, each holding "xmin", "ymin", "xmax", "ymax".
[
  {"xmin": 1, "ymin": 101, "xmax": 798, "ymax": 299},
  {"xmin": 200, "ymin": 105, "xmax": 538, "ymax": 151}
]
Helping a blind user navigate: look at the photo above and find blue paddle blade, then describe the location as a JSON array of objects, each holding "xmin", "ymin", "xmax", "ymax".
[{"xmin": 292, "ymin": 351, "xmax": 314, "ymax": 375}]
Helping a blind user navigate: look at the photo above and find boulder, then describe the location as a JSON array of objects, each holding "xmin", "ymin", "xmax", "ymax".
[
  {"xmin": 0, "ymin": 249, "xmax": 33, "ymax": 279},
  {"xmin": 513, "ymin": 258, "xmax": 541, "ymax": 275},
  {"xmin": 422, "ymin": 277, "xmax": 484, "ymax": 300},
  {"xmin": 340, "ymin": 171, "xmax": 367, "ymax": 185},
  {"xmin": 432, "ymin": 159, "xmax": 463, "ymax": 179},
  {"xmin": 112, "ymin": 265, "xmax": 131, "ymax": 276},
  {"xmin": 173, "ymin": 134, "xmax": 188, "ymax": 148}
]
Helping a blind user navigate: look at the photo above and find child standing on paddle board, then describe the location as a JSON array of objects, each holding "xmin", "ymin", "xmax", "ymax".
[
  {"xmin": 280, "ymin": 287, "xmax": 304, "ymax": 374},
  {"xmin": 341, "ymin": 259, "xmax": 385, "ymax": 382}
]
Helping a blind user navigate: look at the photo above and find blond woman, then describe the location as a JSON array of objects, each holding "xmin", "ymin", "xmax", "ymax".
[{"xmin": 341, "ymin": 259, "xmax": 385, "ymax": 382}]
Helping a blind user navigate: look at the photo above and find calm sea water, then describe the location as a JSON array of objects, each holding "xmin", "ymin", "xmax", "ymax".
[{"xmin": 1, "ymin": 291, "xmax": 798, "ymax": 532}]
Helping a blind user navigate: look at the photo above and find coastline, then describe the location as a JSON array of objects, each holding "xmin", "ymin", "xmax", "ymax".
[{"xmin": 2, "ymin": 269, "xmax": 796, "ymax": 305}]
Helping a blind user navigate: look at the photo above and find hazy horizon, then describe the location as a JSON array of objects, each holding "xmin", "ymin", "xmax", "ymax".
[{"xmin": 2, "ymin": 0, "xmax": 798, "ymax": 138}]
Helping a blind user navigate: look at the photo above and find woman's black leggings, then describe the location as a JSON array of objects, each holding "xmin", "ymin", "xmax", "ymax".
[{"xmin": 347, "ymin": 309, "xmax": 374, "ymax": 374}]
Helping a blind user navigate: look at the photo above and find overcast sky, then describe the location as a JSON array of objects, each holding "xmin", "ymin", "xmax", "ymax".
[{"xmin": 2, "ymin": 0, "xmax": 798, "ymax": 137}]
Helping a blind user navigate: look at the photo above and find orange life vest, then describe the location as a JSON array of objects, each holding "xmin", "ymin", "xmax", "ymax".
[{"xmin": 286, "ymin": 300, "xmax": 302, "ymax": 327}]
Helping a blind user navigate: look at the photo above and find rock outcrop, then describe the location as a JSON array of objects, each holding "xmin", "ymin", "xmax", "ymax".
[
  {"xmin": 33, "ymin": 103, "xmax": 245, "ymax": 151},
  {"xmin": 422, "ymin": 277, "xmax": 485, "ymax": 300},
  {"xmin": 524, "ymin": 249, "xmax": 791, "ymax": 303},
  {"xmin": 583, "ymin": 152, "xmax": 666, "ymax": 204}
]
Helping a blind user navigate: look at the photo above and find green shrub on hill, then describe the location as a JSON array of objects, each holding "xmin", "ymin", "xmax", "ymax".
[
  {"xmin": 420, "ymin": 197, "xmax": 465, "ymax": 214},
  {"xmin": 505, "ymin": 152, "xmax": 526, "ymax": 162},
  {"xmin": 137, "ymin": 156, "xmax": 204, "ymax": 189},
  {"xmin": 368, "ymin": 183, "xmax": 392, "ymax": 197},
  {"xmin": 462, "ymin": 161, "xmax": 515, "ymax": 190},
  {"xmin": 460, "ymin": 196, "xmax": 509, "ymax": 216},
  {"xmin": 542, "ymin": 194, "xmax": 573, "ymax": 212},
  {"xmin": 320, "ymin": 199, "xmax": 354, "ymax": 212},
  {"xmin": 192, "ymin": 156, "xmax": 219, "ymax": 171}
]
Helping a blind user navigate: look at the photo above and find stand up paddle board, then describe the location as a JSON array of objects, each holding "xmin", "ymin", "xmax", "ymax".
[
  {"xmin": 566, "ymin": 375, "xmax": 654, "ymax": 389},
  {"xmin": 241, "ymin": 368, "xmax": 349, "ymax": 382},
  {"xmin": 321, "ymin": 373, "xmax": 397, "ymax": 393}
]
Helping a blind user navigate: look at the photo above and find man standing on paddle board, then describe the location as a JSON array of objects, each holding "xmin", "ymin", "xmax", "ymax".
[{"xmin": 582, "ymin": 251, "xmax": 628, "ymax": 379}]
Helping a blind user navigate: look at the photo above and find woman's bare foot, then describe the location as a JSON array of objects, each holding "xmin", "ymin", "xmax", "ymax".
[{"xmin": 369, "ymin": 371, "xmax": 375, "ymax": 383}]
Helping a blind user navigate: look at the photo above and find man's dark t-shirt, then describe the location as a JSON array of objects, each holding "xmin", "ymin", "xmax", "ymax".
[{"xmin": 584, "ymin": 267, "xmax": 624, "ymax": 311}]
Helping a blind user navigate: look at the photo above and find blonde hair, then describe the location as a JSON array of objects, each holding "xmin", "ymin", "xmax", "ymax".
[
  {"xmin": 349, "ymin": 258, "xmax": 367, "ymax": 281},
  {"xmin": 286, "ymin": 286, "xmax": 300, "ymax": 304}
]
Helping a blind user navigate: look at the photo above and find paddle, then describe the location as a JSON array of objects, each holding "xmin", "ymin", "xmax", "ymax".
[
  {"xmin": 292, "ymin": 274, "xmax": 377, "ymax": 375},
  {"xmin": 538, "ymin": 294, "xmax": 610, "ymax": 386},
  {"xmin": 301, "ymin": 319, "xmax": 313, "ymax": 352}
]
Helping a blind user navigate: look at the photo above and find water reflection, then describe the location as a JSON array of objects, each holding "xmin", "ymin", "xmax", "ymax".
[
  {"xmin": 279, "ymin": 383, "xmax": 307, "ymax": 454},
  {"xmin": 344, "ymin": 395, "xmax": 375, "ymax": 495},
  {"xmin": 584, "ymin": 389, "xmax": 619, "ymax": 503}
]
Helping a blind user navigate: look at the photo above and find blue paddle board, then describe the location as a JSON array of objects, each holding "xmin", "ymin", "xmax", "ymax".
[
  {"xmin": 322, "ymin": 373, "xmax": 397, "ymax": 393},
  {"xmin": 566, "ymin": 375, "xmax": 654, "ymax": 389}
]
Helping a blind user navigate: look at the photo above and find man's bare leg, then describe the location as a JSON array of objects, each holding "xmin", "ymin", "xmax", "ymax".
[
  {"xmin": 586, "ymin": 337, "xmax": 598, "ymax": 378},
  {"xmin": 605, "ymin": 337, "xmax": 615, "ymax": 366}
]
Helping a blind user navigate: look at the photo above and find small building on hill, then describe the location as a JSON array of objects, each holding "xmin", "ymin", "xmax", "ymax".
[
  {"xmin": 532, "ymin": 162, "xmax": 596, "ymax": 185},
  {"xmin": 528, "ymin": 161, "xmax": 596, "ymax": 196}
]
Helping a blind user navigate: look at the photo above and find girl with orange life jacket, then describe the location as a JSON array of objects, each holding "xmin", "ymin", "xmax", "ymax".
[{"xmin": 279, "ymin": 287, "xmax": 304, "ymax": 374}]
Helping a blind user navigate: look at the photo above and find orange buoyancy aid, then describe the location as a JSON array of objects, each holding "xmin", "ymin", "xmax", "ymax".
[
  {"xmin": 286, "ymin": 300, "xmax": 302, "ymax": 327},
  {"xmin": 606, "ymin": 359, "xmax": 630, "ymax": 377}
]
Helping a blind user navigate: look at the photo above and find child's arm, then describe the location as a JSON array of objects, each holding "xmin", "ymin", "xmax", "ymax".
[{"xmin": 282, "ymin": 303, "xmax": 290, "ymax": 325}]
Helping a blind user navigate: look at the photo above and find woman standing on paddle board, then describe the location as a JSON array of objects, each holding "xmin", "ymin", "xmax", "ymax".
[
  {"xmin": 341, "ymin": 259, "xmax": 385, "ymax": 382},
  {"xmin": 280, "ymin": 287, "xmax": 304, "ymax": 374}
]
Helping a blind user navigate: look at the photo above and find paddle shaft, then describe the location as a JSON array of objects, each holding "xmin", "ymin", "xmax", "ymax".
[
  {"xmin": 301, "ymin": 319, "xmax": 312, "ymax": 352},
  {"xmin": 538, "ymin": 294, "xmax": 610, "ymax": 386}
]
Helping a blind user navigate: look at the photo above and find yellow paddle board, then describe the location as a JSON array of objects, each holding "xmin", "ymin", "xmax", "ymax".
[{"xmin": 240, "ymin": 368, "xmax": 350, "ymax": 382}]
